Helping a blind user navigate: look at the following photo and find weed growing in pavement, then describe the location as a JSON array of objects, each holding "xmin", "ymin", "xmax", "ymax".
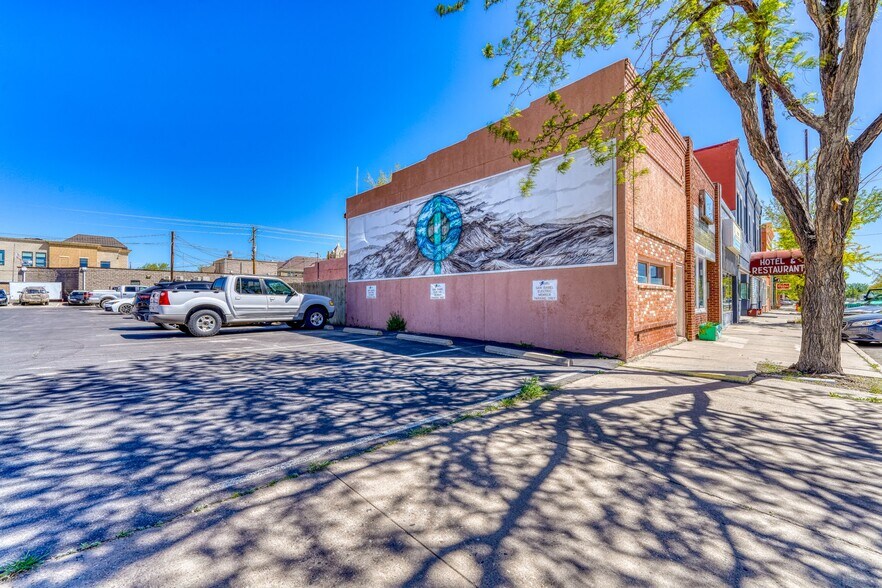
[
  {"xmin": 115, "ymin": 530, "xmax": 134, "ymax": 539},
  {"xmin": 307, "ymin": 460, "xmax": 332, "ymax": 473},
  {"xmin": 757, "ymin": 361, "xmax": 787, "ymax": 374},
  {"xmin": 0, "ymin": 552, "xmax": 46, "ymax": 581},
  {"xmin": 408, "ymin": 425, "xmax": 439, "ymax": 438},
  {"xmin": 552, "ymin": 349, "xmax": 567, "ymax": 356},
  {"xmin": 386, "ymin": 312, "xmax": 407, "ymax": 332},
  {"xmin": 829, "ymin": 391, "xmax": 882, "ymax": 403},
  {"xmin": 516, "ymin": 341, "xmax": 533, "ymax": 348},
  {"xmin": 78, "ymin": 541, "xmax": 101, "ymax": 551}
]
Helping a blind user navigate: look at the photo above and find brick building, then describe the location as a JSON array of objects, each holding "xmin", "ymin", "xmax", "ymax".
[
  {"xmin": 0, "ymin": 234, "xmax": 130, "ymax": 292},
  {"xmin": 345, "ymin": 60, "xmax": 746, "ymax": 359}
]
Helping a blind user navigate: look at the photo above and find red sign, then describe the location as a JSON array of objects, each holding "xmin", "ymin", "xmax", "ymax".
[
  {"xmin": 750, "ymin": 250, "xmax": 805, "ymax": 276},
  {"xmin": 776, "ymin": 282, "xmax": 792, "ymax": 290}
]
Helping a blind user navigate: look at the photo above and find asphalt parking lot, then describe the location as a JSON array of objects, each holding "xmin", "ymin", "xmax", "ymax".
[{"xmin": 0, "ymin": 305, "xmax": 614, "ymax": 564}]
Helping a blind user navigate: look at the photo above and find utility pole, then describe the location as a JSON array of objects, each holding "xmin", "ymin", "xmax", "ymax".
[
  {"xmin": 804, "ymin": 129, "xmax": 810, "ymax": 207},
  {"xmin": 355, "ymin": 166, "xmax": 359, "ymax": 195},
  {"xmin": 250, "ymin": 226, "xmax": 257, "ymax": 274},
  {"xmin": 170, "ymin": 231, "xmax": 176, "ymax": 281}
]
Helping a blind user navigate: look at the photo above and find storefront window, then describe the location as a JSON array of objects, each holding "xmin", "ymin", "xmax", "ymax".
[
  {"xmin": 696, "ymin": 258, "xmax": 707, "ymax": 310},
  {"xmin": 722, "ymin": 275, "xmax": 734, "ymax": 324}
]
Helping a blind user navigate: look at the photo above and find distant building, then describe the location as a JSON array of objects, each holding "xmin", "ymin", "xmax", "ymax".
[
  {"xmin": 277, "ymin": 256, "xmax": 318, "ymax": 281},
  {"xmin": 201, "ymin": 255, "xmax": 280, "ymax": 276},
  {"xmin": 327, "ymin": 243, "xmax": 345, "ymax": 259},
  {"xmin": 693, "ymin": 139, "xmax": 767, "ymax": 323},
  {"xmin": 0, "ymin": 234, "xmax": 130, "ymax": 291}
]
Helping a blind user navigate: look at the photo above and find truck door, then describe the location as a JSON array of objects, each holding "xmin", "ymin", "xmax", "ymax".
[
  {"xmin": 263, "ymin": 278, "xmax": 303, "ymax": 318},
  {"xmin": 232, "ymin": 277, "xmax": 268, "ymax": 317}
]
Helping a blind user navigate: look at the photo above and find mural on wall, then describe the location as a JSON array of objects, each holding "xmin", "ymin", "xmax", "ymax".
[{"xmin": 347, "ymin": 149, "xmax": 616, "ymax": 281}]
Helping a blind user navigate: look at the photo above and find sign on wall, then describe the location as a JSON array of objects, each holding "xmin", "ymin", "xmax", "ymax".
[
  {"xmin": 347, "ymin": 149, "xmax": 616, "ymax": 282},
  {"xmin": 750, "ymin": 251, "xmax": 805, "ymax": 276},
  {"xmin": 365, "ymin": 285, "xmax": 377, "ymax": 299},
  {"xmin": 532, "ymin": 279, "xmax": 558, "ymax": 301},
  {"xmin": 430, "ymin": 283, "xmax": 446, "ymax": 300}
]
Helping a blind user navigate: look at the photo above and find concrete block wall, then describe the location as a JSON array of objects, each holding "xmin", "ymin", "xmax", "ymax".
[{"xmin": 302, "ymin": 279, "xmax": 345, "ymax": 325}]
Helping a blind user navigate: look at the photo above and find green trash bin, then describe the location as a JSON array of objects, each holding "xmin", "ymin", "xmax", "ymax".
[{"xmin": 698, "ymin": 322, "xmax": 721, "ymax": 341}]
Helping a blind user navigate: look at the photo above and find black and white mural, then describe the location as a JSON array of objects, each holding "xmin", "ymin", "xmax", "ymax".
[{"xmin": 347, "ymin": 149, "xmax": 616, "ymax": 282}]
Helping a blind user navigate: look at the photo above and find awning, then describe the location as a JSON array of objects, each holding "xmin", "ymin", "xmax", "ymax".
[{"xmin": 749, "ymin": 250, "xmax": 804, "ymax": 276}]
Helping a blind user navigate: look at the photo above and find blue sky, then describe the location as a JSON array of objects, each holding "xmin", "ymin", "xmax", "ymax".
[{"xmin": 1, "ymin": 2, "xmax": 880, "ymax": 278}]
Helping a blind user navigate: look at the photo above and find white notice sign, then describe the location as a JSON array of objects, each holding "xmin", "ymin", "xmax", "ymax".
[
  {"xmin": 365, "ymin": 285, "xmax": 377, "ymax": 299},
  {"xmin": 430, "ymin": 283, "xmax": 446, "ymax": 300},
  {"xmin": 532, "ymin": 279, "xmax": 558, "ymax": 301}
]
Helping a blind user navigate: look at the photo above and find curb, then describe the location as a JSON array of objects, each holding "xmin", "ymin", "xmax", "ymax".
[
  {"xmin": 342, "ymin": 327, "xmax": 383, "ymax": 336},
  {"xmin": 485, "ymin": 345, "xmax": 573, "ymax": 367},
  {"xmin": 627, "ymin": 365, "xmax": 755, "ymax": 384},
  {"xmin": 846, "ymin": 342, "xmax": 881, "ymax": 373},
  {"xmin": 396, "ymin": 333, "xmax": 453, "ymax": 346}
]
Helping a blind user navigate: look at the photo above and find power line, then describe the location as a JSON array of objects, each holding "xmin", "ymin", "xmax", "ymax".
[{"xmin": 45, "ymin": 206, "xmax": 344, "ymax": 239}]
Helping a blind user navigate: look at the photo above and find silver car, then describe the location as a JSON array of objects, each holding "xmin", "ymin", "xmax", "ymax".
[
  {"xmin": 842, "ymin": 313, "xmax": 882, "ymax": 344},
  {"xmin": 19, "ymin": 287, "xmax": 50, "ymax": 306}
]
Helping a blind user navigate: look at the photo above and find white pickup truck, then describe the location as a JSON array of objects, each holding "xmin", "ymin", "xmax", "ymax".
[{"xmin": 148, "ymin": 275, "xmax": 335, "ymax": 337}]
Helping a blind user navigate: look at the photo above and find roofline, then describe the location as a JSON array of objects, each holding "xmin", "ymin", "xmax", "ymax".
[{"xmin": 694, "ymin": 138, "xmax": 740, "ymax": 153}]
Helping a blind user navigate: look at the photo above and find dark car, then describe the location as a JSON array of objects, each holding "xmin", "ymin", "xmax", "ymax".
[
  {"xmin": 133, "ymin": 281, "xmax": 213, "ymax": 327},
  {"xmin": 0, "ymin": 289, "xmax": 7, "ymax": 306},
  {"xmin": 842, "ymin": 313, "xmax": 882, "ymax": 344},
  {"xmin": 67, "ymin": 290, "xmax": 89, "ymax": 305}
]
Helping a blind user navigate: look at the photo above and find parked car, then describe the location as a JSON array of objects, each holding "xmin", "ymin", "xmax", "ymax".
[
  {"xmin": 149, "ymin": 275, "xmax": 334, "ymax": 337},
  {"xmin": 842, "ymin": 312, "xmax": 882, "ymax": 344},
  {"xmin": 0, "ymin": 289, "xmax": 8, "ymax": 306},
  {"xmin": 19, "ymin": 287, "xmax": 50, "ymax": 306},
  {"xmin": 67, "ymin": 290, "xmax": 90, "ymax": 305},
  {"xmin": 107, "ymin": 298, "xmax": 136, "ymax": 314},
  {"xmin": 133, "ymin": 281, "xmax": 213, "ymax": 327}
]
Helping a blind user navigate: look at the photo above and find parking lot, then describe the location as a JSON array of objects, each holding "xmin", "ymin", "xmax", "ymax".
[{"xmin": 0, "ymin": 305, "xmax": 613, "ymax": 564}]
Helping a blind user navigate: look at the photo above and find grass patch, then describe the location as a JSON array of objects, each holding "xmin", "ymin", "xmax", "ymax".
[
  {"xmin": 78, "ymin": 541, "xmax": 101, "ymax": 551},
  {"xmin": 757, "ymin": 361, "xmax": 787, "ymax": 375},
  {"xmin": 307, "ymin": 460, "xmax": 332, "ymax": 473},
  {"xmin": 830, "ymin": 391, "xmax": 882, "ymax": 403},
  {"xmin": 115, "ymin": 530, "xmax": 134, "ymax": 539},
  {"xmin": 407, "ymin": 425, "xmax": 438, "ymax": 438},
  {"xmin": 0, "ymin": 552, "xmax": 46, "ymax": 581},
  {"xmin": 552, "ymin": 349, "xmax": 567, "ymax": 356},
  {"xmin": 386, "ymin": 312, "xmax": 407, "ymax": 332}
]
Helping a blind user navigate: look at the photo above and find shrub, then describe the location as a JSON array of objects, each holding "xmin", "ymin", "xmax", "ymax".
[{"xmin": 387, "ymin": 312, "xmax": 407, "ymax": 332}]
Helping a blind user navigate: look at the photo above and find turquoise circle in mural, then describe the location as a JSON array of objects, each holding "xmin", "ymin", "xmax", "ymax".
[{"xmin": 415, "ymin": 195, "xmax": 462, "ymax": 274}]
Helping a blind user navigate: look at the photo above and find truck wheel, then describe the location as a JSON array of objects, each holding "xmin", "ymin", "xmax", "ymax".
[
  {"xmin": 304, "ymin": 307, "xmax": 327, "ymax": 329},
  {"xmin": 188, "ymin": 309, "xmax": 222, "ymax": 337}
]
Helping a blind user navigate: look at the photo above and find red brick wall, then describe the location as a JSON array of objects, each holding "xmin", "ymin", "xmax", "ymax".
[
  {"xmin": 694, "ymin": 139, "xmax": 739, "ymax": 211},
  {"xmin": 303, "ymin": 256, "xmax": 347, "ymax": 283},
  {"xmin": 688, "ymin": 151, "xmax": 719, "ymax": 336}
]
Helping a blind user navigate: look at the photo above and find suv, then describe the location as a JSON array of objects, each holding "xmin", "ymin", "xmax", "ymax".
[
  {"xmin": 67, "ymin": 290, "xmax": 89, "ymax": 305},
  {"xmin": 0, "ymin": 289, "xmax": 7, "ymax": 306},
  {"xmin": 20, "ymin": 287, "xmax": 50, "ymax": 306},
  {"xmin": 133, "ymin": 281, "xmax": 213, "ymax": 326}
]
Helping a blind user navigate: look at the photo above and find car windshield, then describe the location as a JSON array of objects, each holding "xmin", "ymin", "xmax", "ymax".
[{"xmin": 25, "ymin": 288, "xmax": 44, "ymax": 294}]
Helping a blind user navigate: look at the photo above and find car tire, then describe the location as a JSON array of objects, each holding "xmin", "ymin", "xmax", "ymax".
[
  {"xmin": 177, "ymin": 324, "xmax": 193, "ymax": 335},
  {"xmin": 119, "ymin": 303, "xmax": 133, "ymax": 314},
  {"xmin": 303, "ymin": 306, "xmax": 327, "ymax": 329},
  {"xmin": 286, "ymin": 320, "xmax": 303, "ymax": 329},
  {"xmin": 187, "ymin": 309, "xmax": 222, "ymax": 337}
]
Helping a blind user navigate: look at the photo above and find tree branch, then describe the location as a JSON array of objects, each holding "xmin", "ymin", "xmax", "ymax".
[
  {"xmin": 830, "ymin": 0, "xmax": 877, "ymax": 128},
  {"xmin": 854, "ymin": 111, "xmax": 882, "ymax": 155}
]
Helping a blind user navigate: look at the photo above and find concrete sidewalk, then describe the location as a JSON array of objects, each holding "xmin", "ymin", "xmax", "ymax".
[
  {"xmin": 627, "ymin": 310, "xmax": 880, "ymax": 382},
  {"xmin": 15, "ymin": 368, "xmax": 882, "ymax": 587}
]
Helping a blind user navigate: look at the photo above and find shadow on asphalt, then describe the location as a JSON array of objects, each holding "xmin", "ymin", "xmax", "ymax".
[{"xmin": 0, "ymin": 340, "xmax": 559, "ymax": 567}]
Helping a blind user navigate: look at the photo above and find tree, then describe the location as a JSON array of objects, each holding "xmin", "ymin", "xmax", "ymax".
[
  {"xmin": 845, "ymin": 282, "xmax": 869, "ymax": 300},
  {"xmin": 439, "ymin": 0, "xmax": 882, "ymax": 373},
  {"xmin": 365, "ymin": 164, "xmax": 402, "ymax": 189},
  {"xmin": 141, "ymin": 262, "xmax": 170, "ymax": 271}
]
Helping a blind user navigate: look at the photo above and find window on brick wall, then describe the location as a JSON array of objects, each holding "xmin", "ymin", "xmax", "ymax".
[
  {"xmin": 0, "ymin": 250, "xmax": 5, "ymax": 266},
  {"xmin": 100, "ymin": 261, "xmax": 111, "ymax": 268},
  {"xmin": 696, "ymin": 258, "xmax": 708, "ymax": 310},
  {"xmin": 21, "ymin": 251, "xmax": 33, "ymax": 267},
  {"xmin": 35, "ymin": 252, "xmax": 47, "ymax": 268},
  {"xmin": 638, "ymin": 261, "xmax": 668, "ymax": 286},
  {"xmin": 79, "ymin": 258, "xmax": 88, "ymax": 268}
]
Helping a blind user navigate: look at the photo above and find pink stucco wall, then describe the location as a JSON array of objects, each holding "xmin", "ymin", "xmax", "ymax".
[{"xmin": 346, "ymin": 59, "xmax": 694, "ymax": 358}]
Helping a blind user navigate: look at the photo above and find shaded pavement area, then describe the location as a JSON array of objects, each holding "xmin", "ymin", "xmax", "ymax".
[
  {"xmin": 18, "ymin": 368, "xmax": 882, "ymax": 587},
  {"xmin": 627, "ymin": 310, "xmax": 881, "ymax": 381}
]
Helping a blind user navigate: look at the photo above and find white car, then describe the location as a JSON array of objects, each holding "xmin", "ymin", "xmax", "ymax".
[{"xmin": 106, "ymin": 297, "xmax": 135, "ymax": 314}]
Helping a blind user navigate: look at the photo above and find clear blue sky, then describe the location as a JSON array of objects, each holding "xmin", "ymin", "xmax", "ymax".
[{"xmin": 1, "ymin": 2, "xmax": 880, "ymax": 277}]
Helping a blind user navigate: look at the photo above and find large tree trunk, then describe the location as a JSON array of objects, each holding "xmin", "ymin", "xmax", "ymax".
[
  {"xmin": 793, "ymin": 142, "xmax": 855, "ymax": 374},
  {"xmin": 796, "ymin": 244, "xmax": 845, "ymax": 373}
]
